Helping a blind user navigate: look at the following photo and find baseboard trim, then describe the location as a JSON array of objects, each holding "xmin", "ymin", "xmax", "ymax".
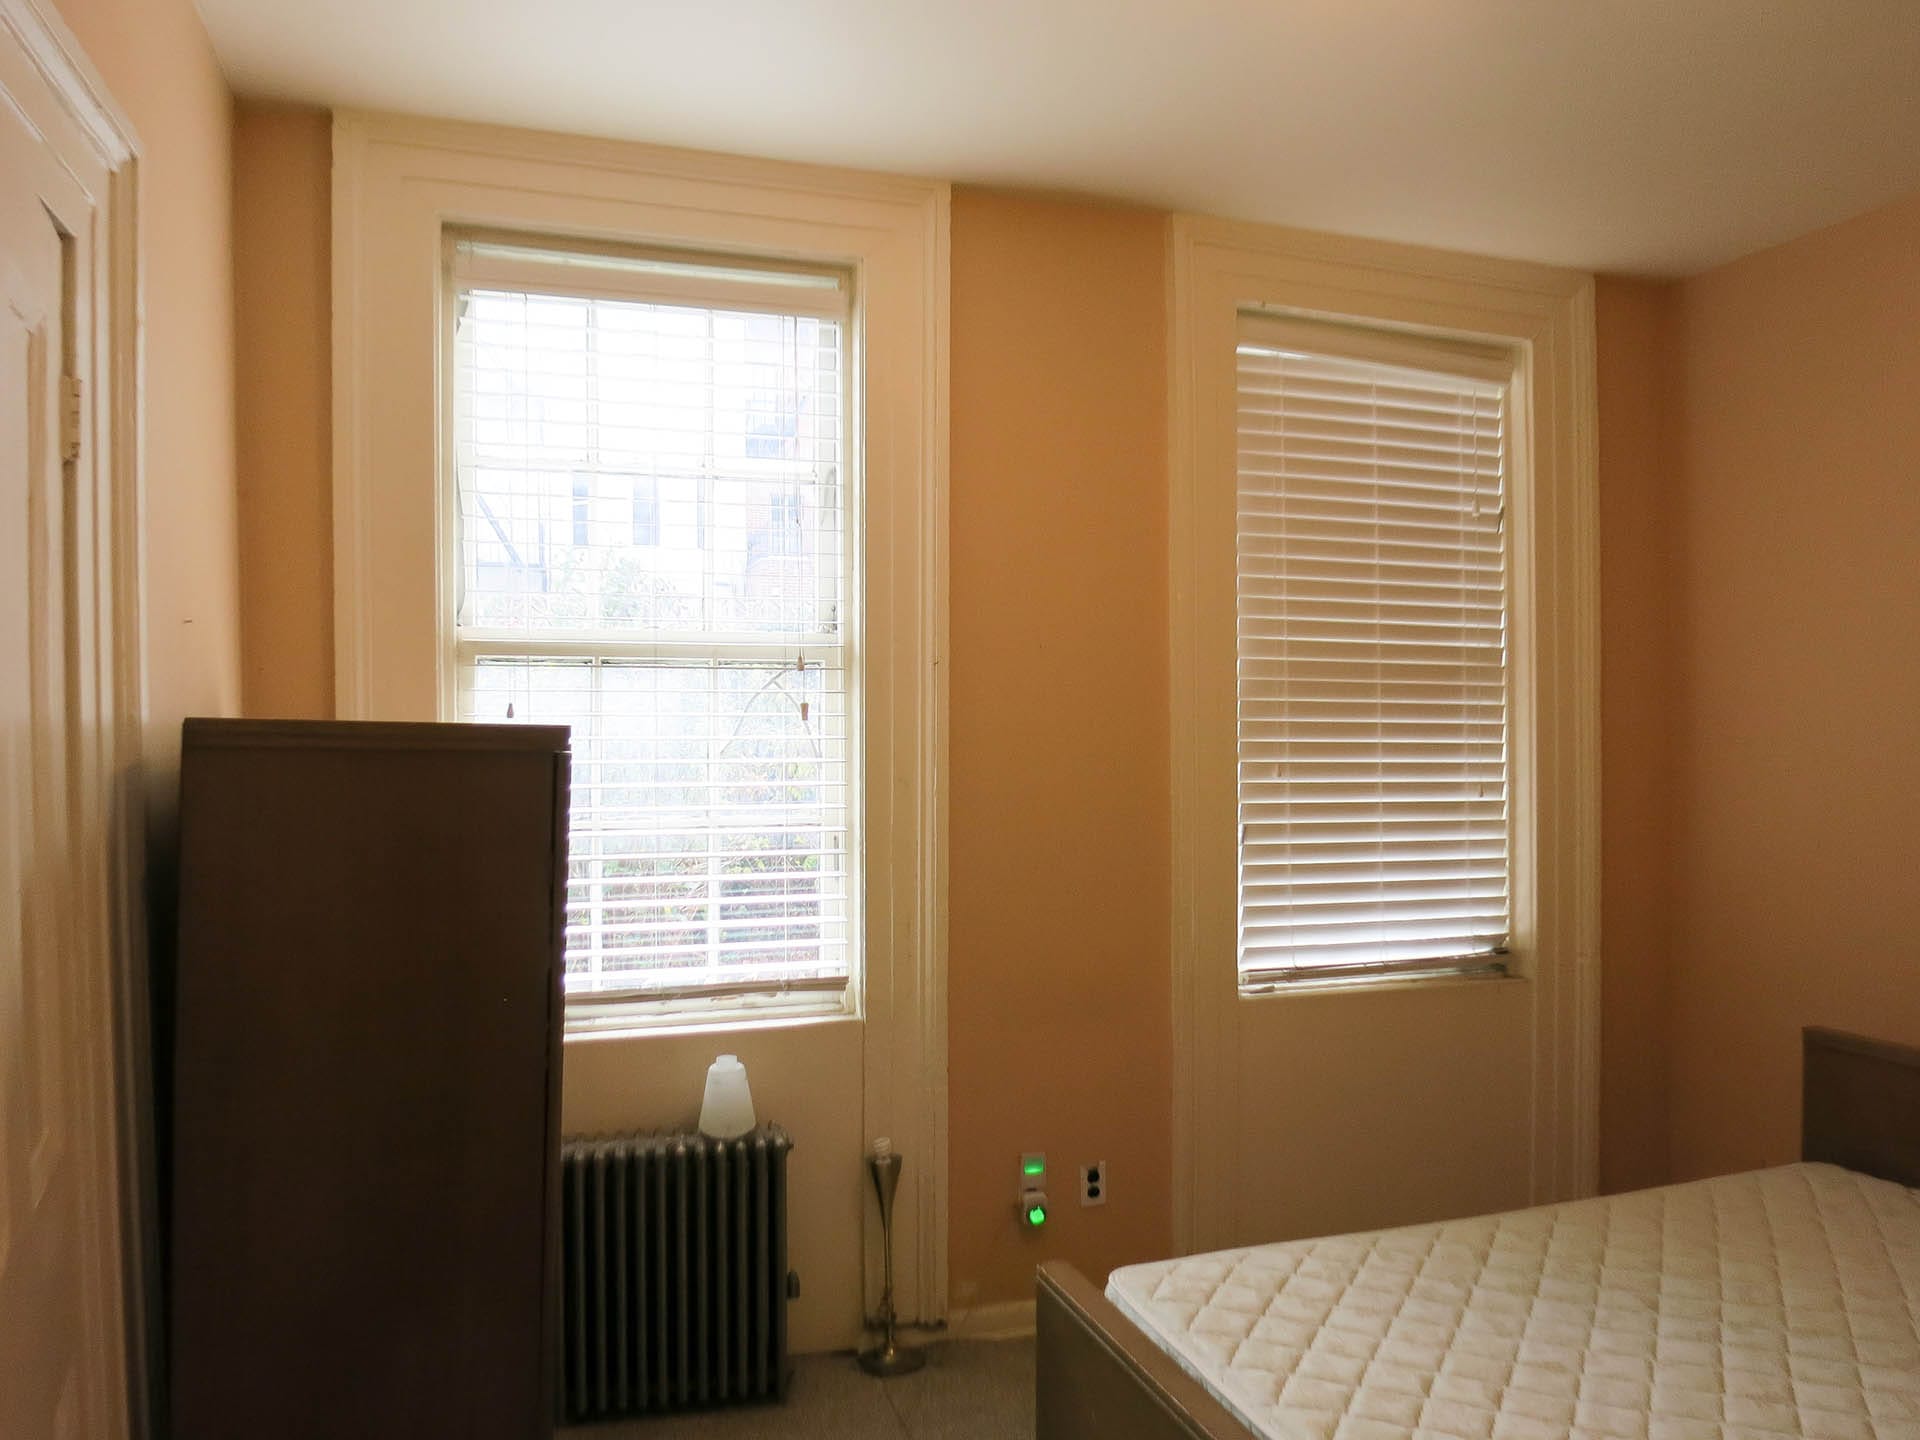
[{"xmin": 942, "ymin": 1298, "xmax": 1037, "ymax": 1342}]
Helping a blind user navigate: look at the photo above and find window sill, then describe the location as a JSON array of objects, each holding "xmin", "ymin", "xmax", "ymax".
[{"xmin": 1238, "ymin": 966, "xmax": 1525, "ymax": 1002}]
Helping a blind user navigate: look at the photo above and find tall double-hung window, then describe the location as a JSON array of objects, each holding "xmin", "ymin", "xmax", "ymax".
[
  {"xmin": 449, "ymin": 235, "xmax": 853, "ymax": 1018},
  {"xmin": 1234, "ymin": 316, "xmax": 1514, "ymax": 987}
]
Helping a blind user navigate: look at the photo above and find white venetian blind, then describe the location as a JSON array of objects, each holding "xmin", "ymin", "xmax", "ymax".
[
  {"xmin": 1235, "ymin": 315, "xmax": 1512, "ymax": 984},
  {"xmin": 449, "ymin": 233, "xmax": 854, "ymax": 1010}
]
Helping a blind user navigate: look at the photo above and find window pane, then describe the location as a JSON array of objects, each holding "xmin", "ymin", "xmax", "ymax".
[
  {"xmin": 452, "ymin": 260, "xmax": 854, "ymax": 1006},
  {"xmin": 455, "ymin": 290, "xmax": 843, "ymax": 638},
  {"xmin": 1235, "ymin": 337, "xmax": 1511, "ymax": 982},
  {"xmin": 459, "ymin": 656, "xmax": 850, "ymax": 996}
]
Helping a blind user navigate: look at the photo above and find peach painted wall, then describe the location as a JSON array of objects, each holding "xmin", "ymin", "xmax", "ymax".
[
  {"xmin": 232, "ymin": 103, "xmax": 334, "ymax": 717},
  {"xmin": 1593, "ymin": 277, "xmax": 1679, "ymax": 1194},
  {"xmin": 947, "ymin": 189, "xmax": 1174, "ymax": 1306},
  {"xmin": 1666, "ymin": 189, "xmax": 1920, "ymax": 1179},
  {"xmin": 51, "ymin": 0, "xmax": 240, "ymax": 782}
]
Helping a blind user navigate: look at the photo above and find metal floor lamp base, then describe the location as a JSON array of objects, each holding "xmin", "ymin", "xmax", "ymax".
[
  {"xmin": 858, "ymin": 1145, "xmax": 925, "ymax": 1378},
  {"xmin": 857, "ymin": 1338, "xmax": 927, "ymax": 1377}
]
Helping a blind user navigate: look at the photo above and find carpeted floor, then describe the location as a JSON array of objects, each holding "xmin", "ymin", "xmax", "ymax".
[{"xmin": 573, "ymin": 1337, "xmax": 1034, "ymax": 1439}]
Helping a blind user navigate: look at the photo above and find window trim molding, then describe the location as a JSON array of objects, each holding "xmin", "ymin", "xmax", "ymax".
[
  {"xmin": 331, "ymin": 110, "xmax": 951, "ymax": 1324},
  {"xmin": 1168, "ymin": 213, "xmax": 1599, "ymax": 1252}
]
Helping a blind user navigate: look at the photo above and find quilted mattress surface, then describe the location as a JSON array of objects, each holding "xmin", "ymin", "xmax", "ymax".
[{"xmin": 1105, "ymin": 1164, "xmax": 1920, "ymax": 1440}]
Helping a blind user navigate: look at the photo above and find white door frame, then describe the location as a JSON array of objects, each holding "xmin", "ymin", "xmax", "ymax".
[{"xmin": 0, "ymin": 0, "xmax": 148, "ymax": 1433}]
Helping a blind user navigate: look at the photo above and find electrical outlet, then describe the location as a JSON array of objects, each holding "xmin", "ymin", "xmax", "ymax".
[{"xmin": 1079, "ymin": 1161, "xmax": 1108, "ymax": 1207}]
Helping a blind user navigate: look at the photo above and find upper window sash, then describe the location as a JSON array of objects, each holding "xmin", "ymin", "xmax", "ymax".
[{"xmin": 448, "ymin": 237, "xmax": 853, "ymax": 658}]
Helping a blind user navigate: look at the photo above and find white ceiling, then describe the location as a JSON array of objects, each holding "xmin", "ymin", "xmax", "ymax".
[{"xmin": 196, "ymin": 0, "xmax": 1920, "ymax": 276}]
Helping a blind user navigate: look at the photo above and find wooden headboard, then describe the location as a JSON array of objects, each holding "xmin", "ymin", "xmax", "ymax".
[{"xmin": 1802, "ymin": 1028, "xmax": 1920, "ymax": 1188}]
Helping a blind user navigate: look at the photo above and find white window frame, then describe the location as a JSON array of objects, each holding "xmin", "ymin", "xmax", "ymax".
[
  {"xmin": 444, "ymin": 234, "xmax": 861, "ymax": 1023},
  {"xmin": 1231, "ymin": 311, "xmax": 1523, "ymax": 989},
  {"xmin": 330, "ymin": 118, "xmax": 949, "ymax": 1253},
  {"xmin": 1169, "ymin": 214, "xmax": 1601, "ymax": 1229}
]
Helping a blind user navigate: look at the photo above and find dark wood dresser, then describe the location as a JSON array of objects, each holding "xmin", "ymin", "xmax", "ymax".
[{"xmin": 169, "ymin": 719, "xmax": 568, "ymax": 1440}]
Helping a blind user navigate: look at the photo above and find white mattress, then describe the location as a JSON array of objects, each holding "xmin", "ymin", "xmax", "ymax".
[{"xmin": 1106, "ymin": 1164, "xmax": 1920, "ymax": 1440}]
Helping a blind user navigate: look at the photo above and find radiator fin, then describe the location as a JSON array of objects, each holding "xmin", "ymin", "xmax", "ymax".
[{"xmin": 559, "ymin": 1127, "xmax": 793, "ymax": 1423}]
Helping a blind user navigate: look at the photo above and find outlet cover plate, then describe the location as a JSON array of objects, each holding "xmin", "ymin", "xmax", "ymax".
[{"xmin": 1079, "ymin": 1161, "xmax": 1107, "ymax": 1207}]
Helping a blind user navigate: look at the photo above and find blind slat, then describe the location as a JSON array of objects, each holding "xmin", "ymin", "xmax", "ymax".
[{"xmin": 1237, "ymin": 328, "xmax": 1512, "ymax": 981}]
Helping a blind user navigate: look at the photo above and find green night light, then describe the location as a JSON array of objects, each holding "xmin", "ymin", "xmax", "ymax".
[{"xmin": 1018, "ymin": 1154, "xmax": 1048, "ymax": 1228}]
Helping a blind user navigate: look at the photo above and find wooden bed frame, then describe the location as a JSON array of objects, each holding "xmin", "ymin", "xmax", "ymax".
[{"xmin": 1035, "ymin": 1027, "xmax": 1920, "ymax": 1440}]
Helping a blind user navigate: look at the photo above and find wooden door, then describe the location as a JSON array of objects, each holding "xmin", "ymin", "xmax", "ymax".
[
  {"xmin": 0, "ymin": 19, "xmax": 130, "ymax": 1436},
  {"xmin": 0, "ymin": 66, "xmax": 97, "ymax": 1440}
]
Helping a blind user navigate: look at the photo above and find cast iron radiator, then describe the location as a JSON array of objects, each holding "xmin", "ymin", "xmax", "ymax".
[{"xmin": 559, "ymin": 1125, "xmax": 795, "ymax": 1422}]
